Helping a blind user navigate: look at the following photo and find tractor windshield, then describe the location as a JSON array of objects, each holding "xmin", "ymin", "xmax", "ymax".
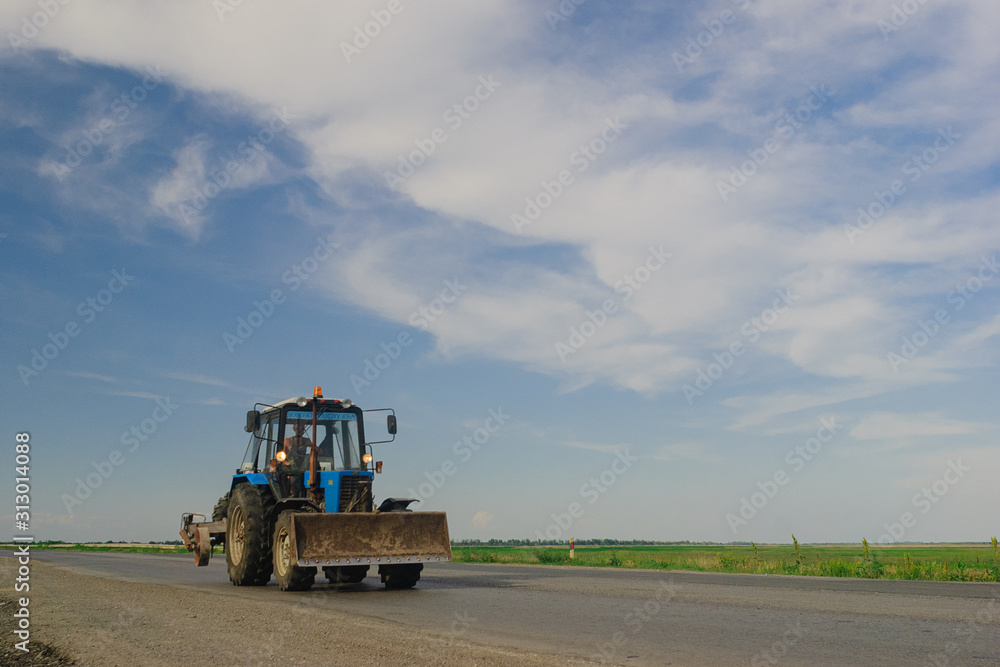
[{"xmin": 285, "ymin": 410, "xmax": 363, "ymax": 471}]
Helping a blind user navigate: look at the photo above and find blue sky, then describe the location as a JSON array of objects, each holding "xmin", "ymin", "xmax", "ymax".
[{"xmin": 1, "ymin": 0, "xmax": 998, "ymax": 544}]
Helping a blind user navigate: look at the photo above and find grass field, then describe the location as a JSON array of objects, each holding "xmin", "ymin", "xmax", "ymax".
[
  {"xmin": 452, "ymin": 539, "xmax": 1000, "ymax": 582},
  {"xmin": 6, "ymin": 539, "xmax": 999, "ymax": 582}
]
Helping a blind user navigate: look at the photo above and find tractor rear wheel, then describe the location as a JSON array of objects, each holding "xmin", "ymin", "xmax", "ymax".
[
  {"xmin": 211, "ymin": 494, "xmax": 229, "ymax": 546},
  {"xmin": 273, "ymin": 510, "xmax": 316, "ymax": 591},
  {"xmin": 226, "ymin": 485, "xmax": 273, "ymax": 586},
  {"xmin": 379, "ymin": 563, "xmax": 422, "ymax": 590}
]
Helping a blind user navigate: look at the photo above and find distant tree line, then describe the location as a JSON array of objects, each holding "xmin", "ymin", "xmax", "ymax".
[{"xmin": 450, "ymin": 538, "xmax": 706, "ymax": 546}]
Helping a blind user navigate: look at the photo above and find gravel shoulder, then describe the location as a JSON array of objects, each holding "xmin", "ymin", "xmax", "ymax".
[
  {"xmin": 0, "ymin": 595, "xmax": 76, "ymax": 666},
  {"xmin": 2, "ymin": 561, "xmax": 586, "ymax": 667}
]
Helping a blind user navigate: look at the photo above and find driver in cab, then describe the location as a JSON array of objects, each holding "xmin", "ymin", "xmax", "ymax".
[{"xmin": 280, "ymin": 422, "xmax": 310, "ymax": 497}]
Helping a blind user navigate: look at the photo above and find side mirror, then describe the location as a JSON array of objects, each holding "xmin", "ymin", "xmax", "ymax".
[
  {"xmin": 386, "ymin": 414, "xmax": 397, "ymax": 435},
  {"xmin": 245, "ymin": 410, "xmax": 261, "ymax": 433}
]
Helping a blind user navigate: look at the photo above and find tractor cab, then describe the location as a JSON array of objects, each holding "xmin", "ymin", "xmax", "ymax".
[
  {"xmin": 238, "ymin": 394, "xmax": 385, "ymax": 511},
  {"xmin": 240, "ymin": 404, "xmax": 364, "ymax": 471}
]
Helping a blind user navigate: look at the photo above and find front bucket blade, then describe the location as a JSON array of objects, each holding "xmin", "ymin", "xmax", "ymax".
[{"xmin": 291, "ymin": 512, "xmax": 451, "ymax": 566}]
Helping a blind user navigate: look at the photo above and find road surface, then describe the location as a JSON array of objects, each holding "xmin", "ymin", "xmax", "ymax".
[{"xmin": 3, "ymin": 550, "xmax": 999, "ymax": 666}]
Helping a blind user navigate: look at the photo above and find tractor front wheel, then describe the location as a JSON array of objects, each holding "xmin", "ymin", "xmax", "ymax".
[
  {"xmin": 226, "ymin": 485, "xmax": 273, "ymax": 586},
  {"xmin": 273, "ymin": 511, "xmax": 316, "ymax": 592}
]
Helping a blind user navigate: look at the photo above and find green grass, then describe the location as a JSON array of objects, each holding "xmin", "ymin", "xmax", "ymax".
[{"xmin": 452, "ymin": 541, "xmax": 1000, "ymax": 582}]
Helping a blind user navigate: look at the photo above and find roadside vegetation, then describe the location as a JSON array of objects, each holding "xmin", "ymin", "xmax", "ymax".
[{"xmin": 452, "ymin": 536, "xmax": 1000, "ymax": 582}]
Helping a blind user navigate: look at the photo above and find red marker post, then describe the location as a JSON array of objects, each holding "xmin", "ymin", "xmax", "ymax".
[{"xmin": 570, "ymin": 537, "xmax": 575, "ymax": 560}]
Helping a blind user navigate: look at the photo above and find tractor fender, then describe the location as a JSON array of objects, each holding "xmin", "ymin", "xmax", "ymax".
[
  {"xmin": 378, "ymin": 497, "xmax": 420, "ymax": 513},
  {"xmin": 230, "ymin": 473, "xmax": 269, "ymax": 493}
]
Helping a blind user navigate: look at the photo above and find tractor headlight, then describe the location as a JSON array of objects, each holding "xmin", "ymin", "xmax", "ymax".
[
  {"xmin": 362, "ymin": 453, "xmax": 373, "ymax": 464},
  {"xmin": 276, "ymin": 451, "xmax": 287, "ymax": 462}
]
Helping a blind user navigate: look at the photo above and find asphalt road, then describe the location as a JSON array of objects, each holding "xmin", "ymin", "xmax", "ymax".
[{"xmin": 8, "ymin": 550, "xmax": 1000, "ymax": 666}]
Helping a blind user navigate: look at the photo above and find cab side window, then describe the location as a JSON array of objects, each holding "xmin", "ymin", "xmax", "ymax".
[{"xmin": 258, "ymin": 416, "xmax": 277, "ymax": 469}]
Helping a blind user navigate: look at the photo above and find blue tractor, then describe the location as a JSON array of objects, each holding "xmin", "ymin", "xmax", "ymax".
[{"xmin": 181, "ymin": 387, "xmax": 451, "ymax": 591}]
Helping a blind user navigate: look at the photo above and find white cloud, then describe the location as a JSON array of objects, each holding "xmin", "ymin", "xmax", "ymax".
[
  {"xmin": 851, "ymin": 413, "xmax": 981, "ymax": 441},
  {"xmin": 149, "ymin": 133, "xmax": 277, "ymax": 237},
  {"xmin": 67, "ymin": 371, "xmax": 119, "ymax": 383},
  {"xmin": 562, "ymin": 441, "xmax": 627, "ymax": 455},
  {"xmin": 108, "ymin": 391, "xmax": 166, "ymax": 400},
  {"xmin": 164, "ymin": 372, "xmax": 282, "ymax": 400},
  {"xmin": 471, "ymin": 510, "xmax": 493, "ymax": 528},
  {"xmin": 150, "ymin": 135, "xmax": 212, "ymax": 235},
  {"xmin": 724, "ymin": 383, "xmax": 887, "ymax": 431},
  {"xmin": 6, "ymin": 0, "xmax": 1000, "ymax": 426}
]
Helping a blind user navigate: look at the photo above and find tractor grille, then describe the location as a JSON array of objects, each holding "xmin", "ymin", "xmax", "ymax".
[{"xmin": 338, "ymin": 475, "xmax": 372, "ymax": 513}]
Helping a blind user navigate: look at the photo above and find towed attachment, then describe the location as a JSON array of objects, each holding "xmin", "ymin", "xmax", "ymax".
[
  {"xmin": 179, "ymin": 513, "xmax": 226, "ymax": 566},
  {"xmin": 290, "ymin": 511, "xmax": 451, "ymax": 567}
]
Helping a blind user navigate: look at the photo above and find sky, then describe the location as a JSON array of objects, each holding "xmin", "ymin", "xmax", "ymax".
[{"xmin": 1, "ymin": 0, "xmax": 998, "ymax": 545}]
